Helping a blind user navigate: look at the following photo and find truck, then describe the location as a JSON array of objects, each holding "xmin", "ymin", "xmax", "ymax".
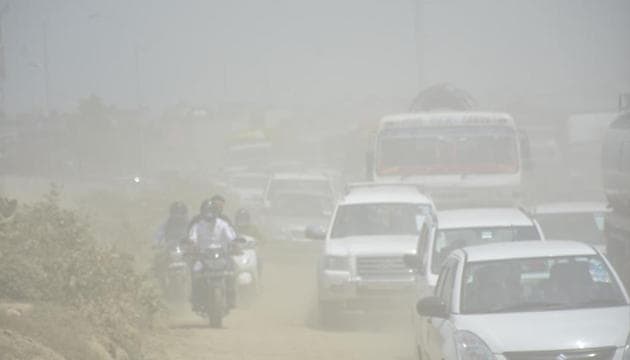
[
  {"xmin": 603, "ymin": 103, "xmax": 630, "ymax": 288},
  {"xmin": 367, "ymin": 112, "xmax": 525, "ymax": 207}
]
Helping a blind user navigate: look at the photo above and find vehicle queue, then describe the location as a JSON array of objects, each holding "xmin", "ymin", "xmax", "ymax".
[{"xmin": 155, "ymin": 107, "xmax": 630, "ymax": 359}]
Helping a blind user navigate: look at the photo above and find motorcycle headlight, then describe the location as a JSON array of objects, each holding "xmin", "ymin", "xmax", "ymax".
[
  {"xmin": 325, "ymin": 255, "xmax": 349, "ymax": 271},
  {"xmin": 453, "ymin": 331, "xmax": 495, "ymax": 360}
]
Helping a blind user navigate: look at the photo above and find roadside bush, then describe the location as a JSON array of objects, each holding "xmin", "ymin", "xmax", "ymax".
[{"xmin": 0, "ymin": 188, "xmax": 161, "ymax": 359}]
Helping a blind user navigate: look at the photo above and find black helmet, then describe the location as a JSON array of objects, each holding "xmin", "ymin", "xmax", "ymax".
[
  {"xmin": 235, "ymin": 208, "xmax": 251, "ymax": 227},
  {"xmin": 169, "ymin": 201, "xmax": 188, "ymax": 217},
  {"xmin": 199, "ymin": 199, "xmax": 214, "ymax": 216},
  {"xmin": 211, "ymin": 194, "xmax": 226, "ymax": 203}
]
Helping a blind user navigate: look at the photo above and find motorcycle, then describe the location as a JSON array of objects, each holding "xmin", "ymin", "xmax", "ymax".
[
  {"xmin": 153, "ymin": 244, "xmax": 189, "ymax": 302},
  {"xmin": 189, "ymin": 243, "xmax": 236, "ymax": 328},
  {"xmin": 165, "ymin": 245, "xmax": 189, "ymax": 301},
  {"xmin": 233, "ymin": 235, "xmax": 261, "ymax": 303}
]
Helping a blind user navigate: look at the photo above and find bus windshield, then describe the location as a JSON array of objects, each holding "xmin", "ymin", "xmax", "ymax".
[{"xmin": 377, "ymin": 126, "xmax": 519, "ymax": 176}]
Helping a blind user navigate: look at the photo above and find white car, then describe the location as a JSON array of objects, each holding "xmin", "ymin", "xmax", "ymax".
[
  {"xmin": 405, "ymin": 207, "xmax": 545, "ymax": 297},
  {"xmin": 413, "ymin": 241, "xmax": 630, "ymax": 360},
  {"xmin": 533, "ymin": 201, "xmax": 610, "ymax": 253},
  {"xmin": 312, "ymin": 184, "xmax": 436, "ymax": 325},
  {"xmin": 263, "ymin": 172, "xmax": 336, "ymax": 206},
  {"xmin": 226, "ymin": 172, "xmax": 269, "ymax": 208}
]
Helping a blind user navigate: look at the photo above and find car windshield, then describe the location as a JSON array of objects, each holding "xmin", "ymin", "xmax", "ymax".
[
  {"xmin": 267, "ymin": 179, "xmax": 332, "ymax": 198},
  {"xmin": 330, "ymin": 203, "xmax": 430, "ymax": 238},
  {"xmin": 461, "ymin": 255, "xmax": 626, "ymax": 314},
  {"xmin": 535, "ymin": 212, "xmax": 606, "ymax": 245},
  {"xmin": 377, "ymin": 126, "xmax": 518, "ymax": 175},
  {"xmin": 432, "ymin": 226, "xmax": 540, "ymax": 274},
  {"xmin": 270, "ymin": 193, "xmax": 333, "ymax": 217}
]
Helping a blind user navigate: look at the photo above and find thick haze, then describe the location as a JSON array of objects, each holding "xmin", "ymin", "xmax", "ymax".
[{"xmin": 3, "ymin": 0, "xmax": 630, "ymax": 116}]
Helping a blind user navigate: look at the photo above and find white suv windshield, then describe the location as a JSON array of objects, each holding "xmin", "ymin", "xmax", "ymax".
[
  {"xmin": 330, "ymin": 203, "xmax": 429, "ymax": 238},
  {"xmin": 461, "ymin": 255, "xmax": 626, "ymax": 314},
  {"xmin": 432, "ymin": 226, "xmax": 540, "ymax": 274},
  {"xmin": 535, "ymin": 213, "xmax": 606, "ymax": 245}
]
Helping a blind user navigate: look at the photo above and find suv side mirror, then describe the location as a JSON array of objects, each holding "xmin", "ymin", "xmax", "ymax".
[
  {"xmin": 416, "ymin": 296, "xmax": 448, "ymax": 318},
  {"xmin": 305, "ymin": 225, "xmax": 326, "ymax": 240}
]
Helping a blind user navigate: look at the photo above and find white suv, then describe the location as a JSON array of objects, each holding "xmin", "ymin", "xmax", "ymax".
[
  {"xmin": 414, "ymin": 241, "xmax": 629, "ymax": 360},
  {"xmin": 313, "ymin": 184, "xmax": 435, "ymax": 325},
  {"xmin": 404, "ymin": 207, "xmax": 545, "ymax": 297}
]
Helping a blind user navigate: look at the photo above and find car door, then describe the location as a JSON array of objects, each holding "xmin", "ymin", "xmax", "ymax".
[
  {"xmin": 424, "ymin": 259, "xmax": 457, "ymax": 360},
  {"xmin": 412, "ymin": 222, "xmax": 431, "ymax": 347},
  {"xmin": 415, "ymin": 222, "xmax": 433, "ymax": 294}
]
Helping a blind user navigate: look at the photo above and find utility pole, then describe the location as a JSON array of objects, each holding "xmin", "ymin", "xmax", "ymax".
[
  {"xmin": 133, "ymin": 44, "xmax": 142, "ymax": 110},
  {"xmin": 0, "ymin": 3, "xmax": 9, "ymax": 115},
  {"xmin": 413, "ymin": 0, "xmax": 424, "ymax": 90},
  {"xmin": 42, "ymin": 20, "xmax": 51, "ymax": 115}
]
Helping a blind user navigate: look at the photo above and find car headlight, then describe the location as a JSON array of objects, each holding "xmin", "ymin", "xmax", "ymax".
[
  {"xmin": 453, "ymin": 331, "xmax": 495, "ymax": 360},
  {"xmin": 325, "ymin": 255, "xmax": 349, "ymax": 271}
]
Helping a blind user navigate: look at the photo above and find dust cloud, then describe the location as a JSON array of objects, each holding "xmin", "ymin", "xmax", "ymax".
[{"xmin": 0, "ymin": 1, "xmax": 629, "ymax": 360}]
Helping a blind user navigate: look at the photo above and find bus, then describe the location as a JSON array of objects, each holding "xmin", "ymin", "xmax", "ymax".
[{"xmin": 368, "ymin": 112, "xmax": 523, "ymax": 207}]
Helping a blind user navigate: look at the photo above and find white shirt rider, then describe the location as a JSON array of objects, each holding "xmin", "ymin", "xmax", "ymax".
[{"xmin": 189, "ymin": 216, "xmax": 236, "ymax": 250}]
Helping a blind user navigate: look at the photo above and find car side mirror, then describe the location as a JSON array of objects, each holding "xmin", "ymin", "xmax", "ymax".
[
  {"xmin": 416, "ymin": 296, "xmax": 448, "ymax": 318},
  {"xmin": 403, "ymin": 254, "xmax": 421, "ymax": 270},
  {"xmin": 305, "ymin": 225, "xmax": 326, "ymax": 240}
]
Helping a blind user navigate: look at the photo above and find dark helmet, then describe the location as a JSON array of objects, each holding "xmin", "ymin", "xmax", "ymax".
[
  {"xmin": 211, "ymin": 194, "xmax": 226, "ymax": 203},
  {"xmin": 235, "ymin": 208, "xmax": 251, "ymax": 227},
  {"xmin": 169, "ymin": 201, "xmax": 188, "ymax": 217},
  {"xmin": 199, "ymin": 199, "xmax": 214, "ymax": 216}
]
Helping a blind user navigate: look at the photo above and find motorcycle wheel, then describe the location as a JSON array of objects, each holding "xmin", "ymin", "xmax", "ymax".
[{"xmin": 209, "ymin": 286, "xmax": 225, "ymax": 328}]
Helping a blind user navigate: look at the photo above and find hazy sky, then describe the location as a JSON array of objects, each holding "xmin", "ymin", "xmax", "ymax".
[{"xmin": 3, "ymin": 0, "xmax": 630, "ymax": 116}]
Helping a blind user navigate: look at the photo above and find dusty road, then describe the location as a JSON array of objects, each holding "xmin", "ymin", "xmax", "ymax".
[{"xmin": 154, "ymin": 244, "xmax": 415, "ymax": 360}]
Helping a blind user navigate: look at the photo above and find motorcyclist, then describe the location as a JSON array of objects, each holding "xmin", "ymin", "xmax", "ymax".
[
  {"xmin": 210, "ymin": 194, "xmax": 233, "ymax": 225},
  {"xmin": 187, "ymin": 194, "xmax": 233, "ymax": 231},
  {"xmin": 187, "ymin": 198, "xmax": 238, "ymax": 311},
  {"xmin": 155, "ymin": 201, "xmax": 189, "ymax": 249},
  {"xmin": 153, "ymin": 202, "xmax": 189, "ymax": 292},
  {"xmin": 234, "ymin": 208, "xmax": 264, "ymax": 278},
  {"xmin": 234, "ymin": 208, "xmax": 263, "ymax": 241}
]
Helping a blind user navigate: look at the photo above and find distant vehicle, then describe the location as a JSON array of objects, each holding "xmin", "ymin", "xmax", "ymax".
[
  {"xmin": 263, "ymin": 172, "xmax": 336, "ymax": 206},
  {"xmin": 533, "ymin": 201, "xmax": 610, "ymax": 253},
  {"xmin": 404, "ymin": 207, "xmax": 545, "ymax": 297},
  {"xmin": 565, "ymin": 112, "xmax": 618, "ymax": 190},
  {"xmin": 310, "ymin": 184, "xmax": 435, "ymax": 326},
  {"xmin": 226, "ymin": 172, "xmax": 268, "ymax": 208},
  {"xmin": 602, "ymin": 109, "xmax": 630, "ymax": 287},
  {"xmin": 224, "ymin": 130, "xmax": 272, "ymax": 173},
  {"xmin": 368, "ymin": 112, "xmax": 524, "ymax": 207},
  {"xmin": 413, "ymin": 241, "xmax": 629, "ymax": 360},
  {"xmin": 603, "ymin": 111, "xmax": 630, "ymax": 211},
  {"xmin": 267, "ymin": 190, "xmax": 334, "ymax": 243}
]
